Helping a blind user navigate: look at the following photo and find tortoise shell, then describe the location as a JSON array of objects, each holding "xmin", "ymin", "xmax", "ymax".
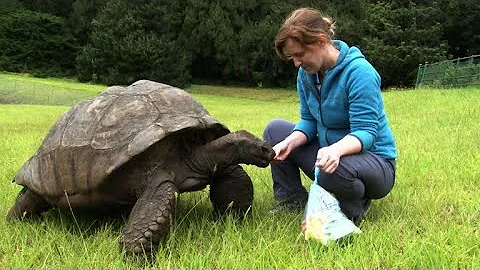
[{"xmin": 14, "ymin": 80, "xmax": 229, "ymax": 197}]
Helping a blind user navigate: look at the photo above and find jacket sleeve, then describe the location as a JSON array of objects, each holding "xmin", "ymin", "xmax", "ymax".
[
  {"xmin": 346, "ymin": 61, "xmax": 381, "ymax": 151},
  {"xmin": 293, "ymin": 69, "xmax": 317, "ymax": 141}
]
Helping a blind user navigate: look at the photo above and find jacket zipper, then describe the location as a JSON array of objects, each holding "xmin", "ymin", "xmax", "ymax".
[{"xmin": 314, "ymin": 73, "xmax": 329, "ymax": 146}]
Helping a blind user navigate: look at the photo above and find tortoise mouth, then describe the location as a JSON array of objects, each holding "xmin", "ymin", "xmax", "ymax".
[
  {"xmin": 254, "ymin": 160, "xmax": 270, "ymax": 168},
  {"xmin": 260, "ymin": 160, "xmax": 271, "ymax": 167},
  {"xmin": 251, "ymin": 152, "xmax": 274, "ymax": 168}
]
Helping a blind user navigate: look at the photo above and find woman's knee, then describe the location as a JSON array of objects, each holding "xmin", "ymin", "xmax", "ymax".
[
  {"xmin": 318, "ymin": 169, "xmax": 365, "ymax": 200},
  {"xmin": 263, "ymin": 119, "xmax": 294, "ymax": 145}
]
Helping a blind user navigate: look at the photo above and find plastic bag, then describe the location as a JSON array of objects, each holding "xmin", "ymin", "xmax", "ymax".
[{"xmin": 303, "ymin": 167, "xmax": 361, "ymax": 245}]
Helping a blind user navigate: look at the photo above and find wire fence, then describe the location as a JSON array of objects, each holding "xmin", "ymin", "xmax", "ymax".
[
  {"xmin": 415, "ymin": 54, "xmax": 480, "ymax": 88},
  {"xmin": 0, "ymin": 77, "xmax": 98, "ymax": 106}
]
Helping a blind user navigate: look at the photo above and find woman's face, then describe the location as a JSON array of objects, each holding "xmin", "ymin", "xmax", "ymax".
[{"xmin": 283, "ymin": 38, "xmax": 324, "ymax": 74}]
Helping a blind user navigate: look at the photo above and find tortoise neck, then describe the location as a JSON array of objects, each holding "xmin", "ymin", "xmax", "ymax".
[{"xmin": 189, "ymin": 134, "xmax": 240, "ymax": 175}]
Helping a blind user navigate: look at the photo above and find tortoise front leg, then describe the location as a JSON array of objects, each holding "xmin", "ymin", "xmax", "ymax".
[
  {"xmin": 120, "ymin": 170, "xmax": 178, "ymax": 257},
  {"xmin": 210, "ymin": 164, "xmax": 253, "ymax": 218}
]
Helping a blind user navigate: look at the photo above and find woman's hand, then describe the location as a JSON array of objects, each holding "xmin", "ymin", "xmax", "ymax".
[
  {"xmin": 272, "ymin": 140, "xmax": 291, "ymax": 161},
  {"xmin": 315, "ymin": 135, "xmax": 362, "ymax": 173},
  {"xmin": 315, "ymin": 146, "xmax": 341, "ymax": 174},
  {"xmin": 272, "ymin": 131, "xmax": 308, "ymax": 162}
]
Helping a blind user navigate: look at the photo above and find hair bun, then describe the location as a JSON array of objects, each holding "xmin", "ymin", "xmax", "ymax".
[{"xmin": 322, "ymin": 16, "xmax": 336, "ymax": 37}]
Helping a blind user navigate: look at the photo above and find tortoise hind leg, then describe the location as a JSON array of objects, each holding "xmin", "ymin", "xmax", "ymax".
[
  {"xmin": 6, "ymin": 186, "xmax": 51, "ymax": 222},
  {"xmin": 210, "ymin": 164, "xmax": 253, "ymax": 218},
  {"xmin": 120, "ymin": 170, "xmax": 178, "ymax": 257}
]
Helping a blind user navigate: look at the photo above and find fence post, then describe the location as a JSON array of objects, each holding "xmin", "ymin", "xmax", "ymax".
[
  {"xmin": 416, "ymin": 62, "xmax": 428, "ymax": 88},
  {"xmin": 415, "ymin": 64, "xmax": 423, "ymax": 88}
]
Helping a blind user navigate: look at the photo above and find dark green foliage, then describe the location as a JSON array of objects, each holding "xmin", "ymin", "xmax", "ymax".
[
  {"xmin": 1, "ymin": 0, "xmax": 478, "ymax": 87},
  {"xmin": 67, "ymin": 0, "xmax": 108, "ymax": 46},
  {"xmin": 0, "ymin": 0, "xmax": 24, "ymax": 15},
  {"xmin": 0, "ymin": 10, "xmax": 79, "ymax": 77},
  {"xmin": 18, "ymin": 0, "xmax": 74, "ymax": 18},
  {"xmin": 437, "ymin": 0, "xmax": 480, "ymax": 58},
  {"xmin": 76, "ymin": 0, "xmax": 191, "ymax": 87},
  {"xmin": 356, "ymin": 1, "xmax": 447, "ymax": 87},
  {"xmin": 183, "ymin": 1, "xmax": 295, "ymax": 87}
]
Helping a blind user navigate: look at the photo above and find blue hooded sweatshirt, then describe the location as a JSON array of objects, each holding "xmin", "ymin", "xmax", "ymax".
[{"xmin": 293, "ymin": 40, "xmax": 397, "ymax": 160}]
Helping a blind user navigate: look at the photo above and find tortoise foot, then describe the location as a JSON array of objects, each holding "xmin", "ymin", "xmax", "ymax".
[
  {"xmin": 210, "ymin": 165, "xmax": 253, "ymax": 218},
  {"xmin": 120, "ymin": 176, "xmax": 178, "ymax": 257}
]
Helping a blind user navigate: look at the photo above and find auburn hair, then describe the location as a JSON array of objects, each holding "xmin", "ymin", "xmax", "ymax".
[{"xmin": 275, "ymin": 8, "xmax": 336, "ymax": 60}]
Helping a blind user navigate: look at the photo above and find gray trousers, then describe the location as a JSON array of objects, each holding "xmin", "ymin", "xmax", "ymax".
[{"xmin": 263, "ymin": 119, "xmax": 396, "ymax": 219}]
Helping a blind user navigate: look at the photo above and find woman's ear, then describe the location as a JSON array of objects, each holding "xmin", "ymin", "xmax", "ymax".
[{"xmin": 317, "ymin": 34, "xmax": 330, "ymax": 47}]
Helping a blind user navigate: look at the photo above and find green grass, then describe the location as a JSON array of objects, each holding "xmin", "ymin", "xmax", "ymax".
[{"xmin": 0, "ymin": 73, "xmax": 479, "ymax": 268}]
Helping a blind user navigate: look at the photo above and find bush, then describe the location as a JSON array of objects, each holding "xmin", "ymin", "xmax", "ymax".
[
  {"xmin": 76, "ymin": 1, "xmax": 191, "ymax": 87},
  {"xmin": 0, "ymin": 10, "xmax": 79, "ymax": 77}
]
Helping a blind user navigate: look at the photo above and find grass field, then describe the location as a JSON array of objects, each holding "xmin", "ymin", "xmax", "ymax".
[{"xmin": 0, "ymin": 73, "xmax": 479, "ymax": 268}]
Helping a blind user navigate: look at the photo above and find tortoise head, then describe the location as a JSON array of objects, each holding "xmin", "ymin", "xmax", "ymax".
[{"xmin": 229, "ymin": 130, "xmax": 275, "ymax": 167}]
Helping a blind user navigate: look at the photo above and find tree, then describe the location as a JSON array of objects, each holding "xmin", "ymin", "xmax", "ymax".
[
  {"xmin": 437, "ymin": 0, "xmax": 480, "ymax": 58},
  {"xmin": 67, "ymin": 0, "xmax": 108, "ymax": 46},
  {"xmin": 357, "ymin": 1, "xmax": 447, "ymax": 88},
  {"xmin": 0, "ymin": 0, "xmax": 24, "ymax": 15},
  {"xmin": 0, "ymin": 10, "xmax": 78, "ymax": 76},
  {"xmin": 18, "ymin": 0, "xmax": 74, "ymax": 18},
  {"xmin": 76, "ymin": 0, "xmax": 191, "ymax": 87},
  {"xmin": 181, "ymin": 0, "xmax": 296, "ymax": 86},
  {"xmin": 233, "ymin": 2, "xmax": 296, "ymax": 86}
]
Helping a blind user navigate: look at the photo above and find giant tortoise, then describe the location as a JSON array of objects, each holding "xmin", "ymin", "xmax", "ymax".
[{"xmin": 6, "ymin": 80, "xmax": 275, "ymax": 256}]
